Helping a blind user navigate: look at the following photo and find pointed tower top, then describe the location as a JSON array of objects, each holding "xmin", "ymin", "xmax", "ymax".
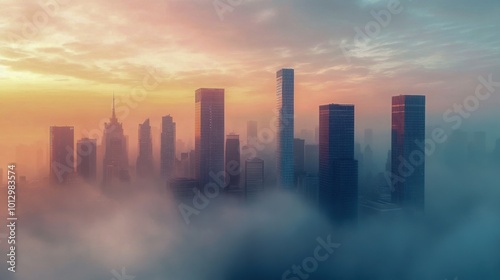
[{"xmin": 110, "ymin": 92, "xmax": 118, "ymax": 122}]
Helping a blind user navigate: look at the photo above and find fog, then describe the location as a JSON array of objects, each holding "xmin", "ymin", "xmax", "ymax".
[{"xmin": 0, "ymin": 146, "xmax": 499, "ymax": 280}]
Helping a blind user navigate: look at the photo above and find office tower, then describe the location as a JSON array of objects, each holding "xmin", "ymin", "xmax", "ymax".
[
  {"xmin": 319, "ymin": 104, "xmax": 358, "ymax": 224},
  {"xmin": 225, "ymin": 134, "xmax": 241, "ymax": 189},
  {"xmin": 247, "ymin": 121, "xmax": 258, "ymax": 146},
  {"xmin": 245, "ymin": 157, "xmax": 264, "ymax": 202},
  {"xmin": 391, "ymin": 95, "xmax": 425, "ymax": 212},
  {"xmin": 102, "ymin": 95, "xmax": 130, "ymax": 185},
  {"xmin": 160, "ymin": 115, "xmax": 176, "ymax": 181},
  {"xmin": 195, "ymin": 88, "xmax": 225, "ymax": 188},
  {"xmin": 76, "ymin": 138, "xmax": 97, "ymax": 183},
  {"xmin": 276, "ymin": 68, "xmax": 294, "ymax": 189},
  {"xmin": 50, "ymin": 126, "xmax": 74, "ymax": 184},
  {"xmin": 304, "ymin": 144, "xmax": 319, "ymax": 175},
  {"xmin": 136, "ymin": 119, "xmax": 154, "ymax": 178},
  {"xmin": 294, "ymin": 138, "xmax": 305, "ymax": 184}
]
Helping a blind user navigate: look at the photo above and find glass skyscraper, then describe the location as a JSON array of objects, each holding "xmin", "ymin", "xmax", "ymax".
[
  {"xmin": 161, "ymin": 115, "xmax": 176, "ymax": 181},
  {"xmin": 50, "ymin": 126, "xmax": 74, "ymax": 184},
  {"xmin": 195, "ymin": 88, "xmax": 225, "ymax": 188},
  {"xmin": 76, "ymin": 137, "xmax": 97, "ymax": 183},
  {"xmin": 225, "ymin": 133, "xmax": 241, "ymax": 189},
  {"xmin": 276, "ymin": 68, "xmax": 294, "ymax": 189},
  {"xmin": 136, "ymin": 118, "xmax": 154, "ymax": 178},
  {"xmin": 391, "ymin": 95, "xmax": 426, "ymax": 213},
  {"xmin": 319, "ymin": 104, "xmax": 358, "ymax": 225}
]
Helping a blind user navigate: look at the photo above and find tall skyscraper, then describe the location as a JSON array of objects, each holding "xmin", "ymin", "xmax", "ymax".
[
  {"xmin": 102, "ymin": 95, "xmax": 130, "ymax": 185},
  {"xmin": 50, "ymin": 126, "xmax": 75, "ymax": 184},
  {"xmin": 136, "ymin": 118, "xmax": 154, "ymax": 178},
  {"xmin": 160, "ymin": 115, "xmax": 176, "ymax": 181},
  {"xmin": 294, "ymin": 138, "xmax": 305, "ymax": 184},
  {"xmin": 195, "ymin": 88, "xmax": 225, "ymax": 188},
  {"xmin": 276, "ymin": 68, "xmax": 294, "ymax": 189},
  {"xmin": 391, "ymin": 95, "xmax": 425, "ymax": 212},
  {"xmin": 245, "ymin": 157, "xmax": 264, "ymax": 202},
  {"xmin": 225, "ymin": 133, "xmax": 241, "ymax": 189},
  {"xmin": 247, "ymin": 121, "xmax": 258, "ymax": 146},
  {"xmin": 76, "ymin": 138, "xmax": 97, "ymax": 183},
  {"xmin": 319, "ymin": 104, "xmax": 358, "ymax": 225}
]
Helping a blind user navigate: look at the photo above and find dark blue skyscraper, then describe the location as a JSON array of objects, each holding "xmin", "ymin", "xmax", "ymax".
[
  {"xmin": 319, "ymin": 104, "xmax": 358, "ymax": 225},
  {"xmin": 136, "ymin": 118, "xmax": 154, "ymax": 178},
  {"xmin": 391, "ymin": 95, "xmax": 425, "ymax": 213},
  {"xmin": 276, "ymin": 68, "xmax": 294, "ymax": 189},
  {"xmin": 50, "ymin": 126, "xmax": 75, "ymax": 184},
  {"xmin": 161, "ymin": 115, "xmax": 176, "ymax": 181},
  {"xmin": 195, "ymin": 88, "xmax": 225, "ymax": 188},
  {"xmin": 76, "ymin": 138, "xmax": 97, "ymax": 183},
  {"xmin": 225, "ymin": 133, "xmax": 241, "ymax": 189}
]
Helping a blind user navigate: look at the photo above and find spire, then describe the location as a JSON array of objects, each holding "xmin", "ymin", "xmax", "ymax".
[{"xmin": 112, "ymin": 92, "xmax": 116, "ymax": 119}]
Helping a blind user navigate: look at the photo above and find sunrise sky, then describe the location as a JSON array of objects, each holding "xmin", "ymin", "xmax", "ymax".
[{"xmin": 1, "ymin": 0, "xmax": 500, "ymax": 174}]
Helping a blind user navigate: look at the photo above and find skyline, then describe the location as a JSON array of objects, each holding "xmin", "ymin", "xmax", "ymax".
[{"xmin": 2, "ymin": 0, "xmax": 500, "ymax": 170}]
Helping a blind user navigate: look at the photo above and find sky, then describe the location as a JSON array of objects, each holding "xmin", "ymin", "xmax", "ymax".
[{"xmin": 1, "ymin": 0, "xmax": 500, "ymax": 172}]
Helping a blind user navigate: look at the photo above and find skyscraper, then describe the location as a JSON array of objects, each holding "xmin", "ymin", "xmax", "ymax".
[
  {"xmin": 245, "ymin": 157, "xmax": 264, "ymax": 202},
  {"xmin": 76, "ymin": 138, "xmax": 97, "ymax": 183},
  {"xmin": 225, "ymin": 134, "xmax": 241, "ymax": 189},
  {"xmin": 195, "ymin": 88, "xmax": 225, "ymax": 188},
  {"xmin": 160, "ymin": 115, "xmax": 176, "ymax": 181},
  {"xmin": 136, "ymin": 118, "xmax": 154, "ymax": 178},
  {"xmin": 319, "ymin": 104, "xmax": 358, "ymax": 225},
  {"xmin": 102, "ymin": 95, "xmax": 130, "ymax": 185},
  {"xmin": 391, "ymin": 95, "xmax": 425, "ymax": 212},
  {"xmin": 50, "ymin": 126, "xmax": 75, "ymax": 184},
  {"xmin": 276, "ymin": 68, "xmax": 294, "ymax": 189}
]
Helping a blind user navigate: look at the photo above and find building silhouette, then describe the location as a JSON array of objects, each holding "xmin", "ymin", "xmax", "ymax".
[
  {"xmin": 195, "ymin": 88, "xmax": 225, "ymax": 188},
  {"xmin": 391, "ymin": 95, "xmax": 425, "ymax": 213},
  {"xmin": 225, "ymin": 134, "xmax": 241, "ymax": 189},
  {"xmin": 319, "ymin": 104, "xmax": 358, "ymax": 225},
  {"xmin": 245, "ymin": 157, "xmax": 264, "ymax": 202},
  {"xmin": 76, "ymin": 138, "xmax": 97, "ymax": 183},
  {"xmin": 276, "ymin": 68, "xmax": 295, "ymax": 189},
  {"xmin": 102, "ymin": 95, "xmax": 130, "ymax": 185},
  {"xmin": 136, "ymin": 118, "xmax": 154, "ymax": 178},
  {"xmin": 161, "ymin": 115, "xmax": 176, "ymax": 181},
  {"xmin": 50, "ymin": 126, "xmax": 74, "ymax": 184}
]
